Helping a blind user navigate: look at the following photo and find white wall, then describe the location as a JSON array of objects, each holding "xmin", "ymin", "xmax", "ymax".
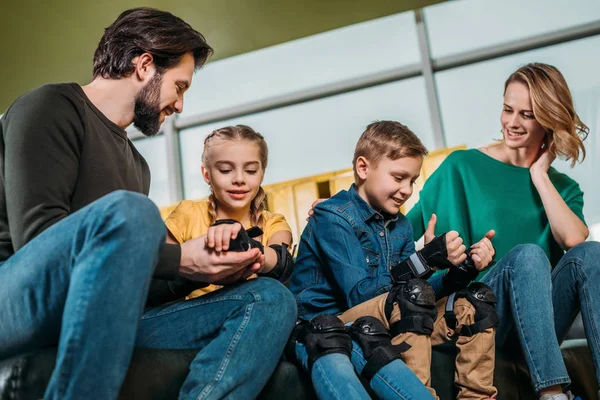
[{"xmin": 133, "ymin": 0, "xmax": 600, "ymax": 239}]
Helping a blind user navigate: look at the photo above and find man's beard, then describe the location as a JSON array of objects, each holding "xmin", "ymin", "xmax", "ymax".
[{"xmin": 133, "ymin": 73, "xmax": 163, "ymax": 137}]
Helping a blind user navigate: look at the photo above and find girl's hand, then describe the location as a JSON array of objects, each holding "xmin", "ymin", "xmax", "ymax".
[
  {"xmin": 205, "ymin": 222, "xmax": 243, "ymax": 252},
  {"xmin": 530, "ymin": 137, "xmax": 555, "ymax": 180}
]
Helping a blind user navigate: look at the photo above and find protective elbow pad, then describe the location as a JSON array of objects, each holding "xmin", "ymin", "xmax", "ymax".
[
  {"xmin": 387, "ymin": 279, "xmax": 437, "ymax": 336},
  {"xmin": 211, "ymin": 219, "xmax": 264, "ymax": 253},
  {"xmin": 259, "ymin": 243, "xmax": 294, "ymax": 283},
  {"xmin": 301, "ymin": 314, "xmax": 353, "ymax": 369},
  {"xmin": 349, "ymin": 316, "xmax": 410, "ymax": 381},
  {"xmin": 444, "ymin": 282, "xmax": 498, "ymax": 336}
]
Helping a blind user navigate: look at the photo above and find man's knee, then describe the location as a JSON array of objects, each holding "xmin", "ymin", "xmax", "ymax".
[
  {"xmin": 448, "ymin": 282, "xmax": 498, "ymax": 336},
  {"xmin": 100, "ymin": 190, "xmax": 164, "ymax": 238},
  {"xmin": 387, "ymin": 279, "xmax": 437, "ymax": 337}
]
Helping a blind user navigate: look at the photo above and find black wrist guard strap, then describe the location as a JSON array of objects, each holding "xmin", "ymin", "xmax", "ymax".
[
  {"xmin": 390, "ymin": 252, "xmax": 434, "ymax": 284},
  {"xmin": 437, "ymin": 255, "xmax": 479, "ymax": 299},
  {"xmin": 211, "ymin": 219, "xmax": 264, "ymax": 253},
  {"xmin": 420, "ymin": 233, "xmax": 454, "ymax": 270}
]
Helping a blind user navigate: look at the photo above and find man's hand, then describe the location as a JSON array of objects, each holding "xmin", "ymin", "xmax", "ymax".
[
  {"xmin": 179, "ymin": 235, "xmax": 262, "ymax": 283},
  {"xmin": 424, "ymin": 214, "xmax": 466, "ymax": 266},
  {"xmin": 205, "ymin": 221, "xmax": 243, "ymax": 252},
  {"xmin": 469, "ymin": 230, "xmax": 496, "ymax": 270}
]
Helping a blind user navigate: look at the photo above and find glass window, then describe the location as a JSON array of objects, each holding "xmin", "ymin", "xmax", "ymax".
[
  {"xmin": 181, "ymin": 11, "xmax": 420, "ymax": 118},
  {"xmin": 132, "ymin": 136, "xmax": 171, "ymax": 207},
  {"xmin": 435, "ymin": 35, "xmax": 600, "ymax": 226},
  {"xmin": 425, "ymin": 0, "xmax": 600, "ymax": 59},
  {"xmin": 180, "ymin": 77, "xmax": 434, "ymax": 200}
]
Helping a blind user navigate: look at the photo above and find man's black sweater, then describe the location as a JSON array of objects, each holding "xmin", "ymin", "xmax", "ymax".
[{"xmin": 0, "ymin": 83, "xmax": 196, "ymax": 305}]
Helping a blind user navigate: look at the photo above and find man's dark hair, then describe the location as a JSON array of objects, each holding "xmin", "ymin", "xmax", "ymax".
[{"xmin": 93, "ymin": 7, "xmax": 213, "ymax": 79}]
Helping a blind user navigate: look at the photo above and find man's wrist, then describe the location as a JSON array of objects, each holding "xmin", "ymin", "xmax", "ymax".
[{"xmin": 179, "ymin": 241, "xmax": 194, "ymax": 269}]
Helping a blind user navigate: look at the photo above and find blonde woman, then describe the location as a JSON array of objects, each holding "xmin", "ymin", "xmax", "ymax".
[{"xmin": 408, "ymin": 63, "xmax": 598, "ymax": 400}]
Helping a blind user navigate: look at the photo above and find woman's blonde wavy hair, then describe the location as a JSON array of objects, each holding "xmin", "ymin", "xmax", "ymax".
[
  {"xmin": 202, "ymin": 125, "xmax": 268, "ymax": 229},
  {"xmin": 505, "ymin": 63, "xmax": 588, "ymax": 167}
]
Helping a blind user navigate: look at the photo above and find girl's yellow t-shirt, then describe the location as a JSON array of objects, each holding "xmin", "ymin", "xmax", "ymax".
[{"xmin": 163, "ymin": 198, "xmax": 292, "ymax": 299}]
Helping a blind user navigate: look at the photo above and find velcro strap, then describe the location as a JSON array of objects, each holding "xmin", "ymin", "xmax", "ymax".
[
  {"xmin": 458, "ymin": 314, "xmax": 499, "ymax": 337},
  {"xmin": 362, "ymin": 343, "xmax": 411, "ymax": 381},
  {"xmin": 390, "ymin": 316, "xmax": 433, "ymax": 337},
  {"xmin": 408, "ymin": 253, "xmax": 429, "ymax": 277},
  {"xmin": 391, "ymin": 254, "xmax": 432, "ymax": 283},
  {"xmin": 212, "ymin": 219, "xmax": 239, "ymax": 226},
  {"xmin": 246, "ymin": 226, "xmax": 264, "ymax": 238},
  {"xmin": 443, "ymin": 292, "xmax": 458, "ymax": 330},
  {"xmin": 384, "ymin": 287, "xmax": 399, "ymax": 321}
]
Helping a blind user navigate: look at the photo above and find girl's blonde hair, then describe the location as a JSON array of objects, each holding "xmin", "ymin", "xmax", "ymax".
[
  {"xmin": 505, "ymin": 63, "xmax": 588, "ymax": 167},
  {"xmin": 202, "ymin": 125, "xmax": 268, "ymax": 229}
]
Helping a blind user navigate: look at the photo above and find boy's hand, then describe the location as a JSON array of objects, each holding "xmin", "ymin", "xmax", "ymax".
[
  {"xmin": 205, "ymin": 221, "xmax": 242, "ymax": 252},
  {"xmin": 424, "ymin": 214, "xmax": 467, "ymax": 266},
  {"xmin": 469, "ymin": 230, "xmax": 495, "ymax": 270}
]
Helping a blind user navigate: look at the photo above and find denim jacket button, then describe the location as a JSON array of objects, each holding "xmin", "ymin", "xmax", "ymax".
[
  {"xmin": 379, "ymin": 232, "xmax": 384, "ymax": 237},
  {"xmin": 375, "ymin": 215, "xmax": 381, "ymax": 219}
]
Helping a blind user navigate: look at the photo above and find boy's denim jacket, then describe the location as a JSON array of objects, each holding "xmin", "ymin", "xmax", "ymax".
[{"xmin": 289, "ymin": 185, "xmax": 415, "ymax": 320}]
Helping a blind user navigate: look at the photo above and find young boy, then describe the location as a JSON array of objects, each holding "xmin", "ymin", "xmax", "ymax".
[{"xmin": 289, "ymin": 121, "xmax": 498, "ymax": 400}]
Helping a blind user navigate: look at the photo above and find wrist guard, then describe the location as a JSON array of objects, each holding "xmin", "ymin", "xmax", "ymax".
[
  {"xmin": 211, "ymin": 219, "xmax": 264, "ymax": 253},
  {"xmin": 438, "ymin": 255, "xmax": 479, "ymax": 299},
  {"xmin": 390, "ymin": 234, "xmax": 453, "ymax": 284},
  {"xmin": 258, "ymin": 243, "xmax": 295, "ymax": 283}
]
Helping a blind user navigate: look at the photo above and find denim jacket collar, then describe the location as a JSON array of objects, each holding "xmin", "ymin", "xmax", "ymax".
[{"xmin": 348, "ymin": 184, "xmax": 399, "ymax": 223}]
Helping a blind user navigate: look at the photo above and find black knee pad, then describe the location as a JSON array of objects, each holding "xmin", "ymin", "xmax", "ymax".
[
  {"xmin": 445, "ymin": 282, "xmax": 498, "ymax": 336},
  {"xmin": 386, "ymin": 279, "xmax": 437, "ymax": 337},
  {"xmin": 349, "ymin": 316, "xmax": 410, "ymax": 381},
  {"xmin": 302, "ymin": 314, "xmax": 353, "ymax": 369}
]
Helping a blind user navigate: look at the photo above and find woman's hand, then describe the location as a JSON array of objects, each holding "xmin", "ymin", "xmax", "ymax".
[{"xmin": 530, "ymin": 138, "xmax": 555, "ymax": 181}]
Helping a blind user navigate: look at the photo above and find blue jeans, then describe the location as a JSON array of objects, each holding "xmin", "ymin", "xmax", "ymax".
[
  {"xmin": 295, "ymin": 332, "xmax": 434, "ymax": 400},
  {"xmin": 479, "ymin": 242, "xmax": 600, "ymax": 392},
  {"xmin": 139, "ymin": 278, "xmax": 297, "ymax": 399},
  {"xmin": 0, "ymin": 191, "xmax": 297, "ymax": 400}
]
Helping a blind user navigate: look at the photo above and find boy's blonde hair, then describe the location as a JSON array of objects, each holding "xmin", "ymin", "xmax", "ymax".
[{"xmin": 352, "ymin": 120, "xmax": 428, "ymax": 183}]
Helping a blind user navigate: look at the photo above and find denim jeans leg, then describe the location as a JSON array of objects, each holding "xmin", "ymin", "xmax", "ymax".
[
  {"xmin": 349, "ymin": 341, "xmax": 435, "ymax": 400},
  {"xmin": 0, "ymin": 191, "xmax": 165, "ymax": 400},
  {"xmin": 481, "ymin": 244, "xmax": 570, "ymax": 392},
  {"xmin": 552, "ymin": 241, "xmax": 600, "ymax": 384},
  {"xmin": 295, "ymin": 341, "xmax": 371, "ymax": 400},
  {"xmin": 137, "ymin": 278, "xmax": 297, "ymax": 400}
]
